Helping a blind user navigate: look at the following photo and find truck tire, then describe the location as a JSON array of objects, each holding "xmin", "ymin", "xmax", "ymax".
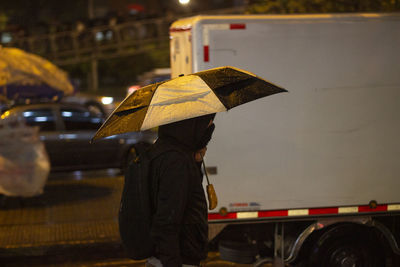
[
  {"xmin": 308, "ymin": 224, "xmax": 386, "ymax": 267},
  {"xmin": 219, "ymin": 240, "xmax": 258, "ymax": 264}
]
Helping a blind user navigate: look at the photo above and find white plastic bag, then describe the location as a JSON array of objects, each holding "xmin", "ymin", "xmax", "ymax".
[{"xmin": 0, "ymin": 118, "xmax": 50, "ymax": 197}]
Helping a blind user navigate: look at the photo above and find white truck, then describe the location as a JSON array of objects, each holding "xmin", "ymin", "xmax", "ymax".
[{"xmin": 169, "ymin": 14, "xmax": 400, "ymax": 266}]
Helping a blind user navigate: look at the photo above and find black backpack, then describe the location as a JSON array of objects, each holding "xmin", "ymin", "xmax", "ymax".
[{"xmin": 118, "ymin": 142, "xmax": 176, "ymax": 259}]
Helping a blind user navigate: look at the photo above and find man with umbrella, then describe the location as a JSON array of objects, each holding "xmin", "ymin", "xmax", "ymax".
[
  {"xmin": 92, "ymin": 66, "xmax": 286, "ymax": 267},
  {"xmin": 146, "ymin": 113, "xmax": 216, "ymax": 267}
]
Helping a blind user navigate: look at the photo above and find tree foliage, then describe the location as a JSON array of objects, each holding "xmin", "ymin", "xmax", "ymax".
[
  {"xmin": 0, "ymin": 13, "xmax": 7, "ymax": 31},
  {"xmin": 62, "ymin": 49, "xmax": 170, "ymax": 97},
  {"xmin": 0, "ymin": 0, "xmax": 88, "ymax": 28},
  {"xmin": 247, "ymin": 0, "xmax": 400, "ymax": 14}
]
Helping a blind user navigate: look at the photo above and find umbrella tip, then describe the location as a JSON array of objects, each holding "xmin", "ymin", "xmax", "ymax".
[{"xmin": 89, "ymin": 136, "xmax": 98, "ymax": 144}]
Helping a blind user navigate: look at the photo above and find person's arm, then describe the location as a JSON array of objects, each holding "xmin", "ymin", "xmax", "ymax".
[{"xmin": 150, "ymin": 152, "xmax": 189, "ymax": 267}]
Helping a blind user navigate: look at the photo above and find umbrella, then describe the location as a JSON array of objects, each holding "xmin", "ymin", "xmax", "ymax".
[
  {"xmin": 92, "ymin": 66, "xmax": 287, "ymax": 141},
  {"xmin": 0, "ymin": 47, "xmax": 74, "ymax": 101}
]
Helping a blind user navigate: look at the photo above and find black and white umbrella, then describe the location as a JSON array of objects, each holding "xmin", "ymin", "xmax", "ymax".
[{"xmin": 92, "ymin": 66, "xmax": 286, "ymax": 141}]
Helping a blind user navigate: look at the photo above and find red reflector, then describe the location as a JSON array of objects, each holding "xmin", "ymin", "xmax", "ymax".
[
  {"xmin": 309, "ymin": 207, "xmax": 338, "ymax": 215},
  {"xmin": 358, "ymin": 204, "xmax": 387, "ymax": 213},
  {"xmin": 204, "ymin": 45, "xmax": 209, "ymax": 62},
  {"xmin": 208, "ymin": 212, "xmax": 237, "ymax": 220},
  {"xmin": 258, "ymin": 210, "xmax": 288, "ymax": 218},
  {"xmin": 230, "ymin": 24, "xmax": 246, "ymax": 30}
]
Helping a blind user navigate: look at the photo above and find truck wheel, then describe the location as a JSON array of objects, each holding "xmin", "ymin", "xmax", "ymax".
[
  {"xmin": 219, "ymin": 240, "xmax": 258, "ymax": 264},
  {"xmin": 308, "ymin": 224, "xmax": 385, "ymax": 267}
]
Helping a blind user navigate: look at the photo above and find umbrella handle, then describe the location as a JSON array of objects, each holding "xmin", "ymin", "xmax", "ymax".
[
  {"xmin": 202, "ymin": 158, "xmax": 218, "ymax": 210},
  {"xmin": 206, "ymin": 184, "xmax": 218, "ymax": 210},
  {"xmin": 202, "ymin": 159, "xmax": 211, "ymax": 186}
]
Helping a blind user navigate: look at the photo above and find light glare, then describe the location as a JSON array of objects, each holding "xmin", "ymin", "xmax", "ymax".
[
  {"xmin": 23, "ymin": 111, "xmax": 33, "ymax": 117},
  {"xmin": 34, "ymin": 117, "xmax": 48, "ymax": 122},
  {"xmin": 179, "ymin": 0, "xmax": 190, "ymax": 4},
  {"xmin": 61, "ymin": 111, "xmax": 73, "ymax": 117},
  {"xmin": 101, "ymin": 97, "xmax": 114, "ymax": 105}
]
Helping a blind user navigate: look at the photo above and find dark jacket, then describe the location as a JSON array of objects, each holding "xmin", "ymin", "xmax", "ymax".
[{"xmin": 149, "ymin": 114, "xmax": 215, "ymax": 267}]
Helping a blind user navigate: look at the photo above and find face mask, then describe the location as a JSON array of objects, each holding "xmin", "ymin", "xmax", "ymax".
[{"xmin": 195, "ymin": 123, "xmax": 215, "ymax": 150}]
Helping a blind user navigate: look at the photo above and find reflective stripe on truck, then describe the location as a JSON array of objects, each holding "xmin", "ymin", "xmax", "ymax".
[{"xmin": 208, "ymin": 203, "xmax": 400, "ymax": 221}]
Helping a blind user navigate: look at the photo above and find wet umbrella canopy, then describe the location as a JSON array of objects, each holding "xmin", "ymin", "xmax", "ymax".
[
  {"xmin": 92, "ymin": 66, "xmax": 287, "ymax": 141},
  {"xmin": 0, "ymin": 47, "xmax": 74, "ymax": 100}
]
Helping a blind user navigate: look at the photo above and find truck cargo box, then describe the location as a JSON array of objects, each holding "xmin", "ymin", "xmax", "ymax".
[{"xmin": 170, "ymin": 14, "xmax": 400, "ymax": 222}]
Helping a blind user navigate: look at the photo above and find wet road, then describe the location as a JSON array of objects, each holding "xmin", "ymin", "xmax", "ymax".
[{"xmin": 0, "ymin": 170, "xmax": 270, "ymax": 267}]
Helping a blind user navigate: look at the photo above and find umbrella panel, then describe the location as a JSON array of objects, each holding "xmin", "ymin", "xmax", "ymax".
[
  {"xmin": 197, "ymin": 67, "xmax": 286, "ymax": 109},
  {"xmin": 93, "ymin": 83, "xmax": 157, "ymax": 139},
  {"xmin": 94, "ymin": 105, "xmax": 149, "ymax": 139},
  {"xmin": 114, "ymin": 82, "xmax": 159, "ymax": 114},
  {"xmin": 139, "ymin": 74, "xmax": 227, "ymax": 130}
]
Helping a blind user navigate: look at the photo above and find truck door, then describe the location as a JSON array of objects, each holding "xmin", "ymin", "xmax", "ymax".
[{"xmin": 170, "ymin": 27, "xmax": 193, "ymax": 78}]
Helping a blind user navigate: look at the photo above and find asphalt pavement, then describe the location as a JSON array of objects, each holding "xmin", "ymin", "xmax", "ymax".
[{"xmin": 0, "ymin": 170, "xmax": 268, "ymax": 267}]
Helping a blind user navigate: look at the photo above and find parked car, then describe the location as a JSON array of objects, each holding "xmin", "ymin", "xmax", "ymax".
[
  {"xmin": 61, "ymin": 93, "xmax": 119, "ymax": 117},
  {"xmin": 1, "ymin": 102, "xmax": 157, "ymax": 172},
  {"xmin": 127, "ymin": 68, "xmax": 171, "ymax": 96}
]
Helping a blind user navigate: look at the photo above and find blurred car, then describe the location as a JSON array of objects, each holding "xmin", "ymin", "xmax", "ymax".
[
  {"xmin": 1, "ymin": 102, "xmax": 157, "ymax": 172},
  {"xmin": 127, "ymin": 68, "xmax": 171, "ymax": 96},
  {"xmin": 61, "ymin": 93, "xmax": 119, "ymax": 117}
]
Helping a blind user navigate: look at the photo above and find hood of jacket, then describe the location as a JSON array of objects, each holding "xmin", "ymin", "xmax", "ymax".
[{"xmin": 158, "ymin": 114, "xmax": 216, "ymax": 152}]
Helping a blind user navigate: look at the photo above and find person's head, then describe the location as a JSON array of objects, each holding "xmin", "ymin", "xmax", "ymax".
[{"xmin": 158, "ymin": 114, "xmax": 216, "ymax": 152}]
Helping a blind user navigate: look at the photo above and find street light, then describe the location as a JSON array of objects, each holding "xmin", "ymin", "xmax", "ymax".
[{"xmin": 179, "ymin": 0, "xmax": 190, "ymax": 4}]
